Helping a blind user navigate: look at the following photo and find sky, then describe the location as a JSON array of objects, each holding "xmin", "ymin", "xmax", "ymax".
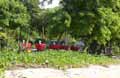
[{"xmin": 39, "ymin": 0, "xmax": 60, "ymax": 9}]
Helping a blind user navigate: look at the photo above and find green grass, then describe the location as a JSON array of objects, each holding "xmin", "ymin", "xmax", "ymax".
[
  {"xmin": 0, "ymin": 50, "xmax": 120, "ymax": 71},
  {"xmin": 0, "ymin": 50, "xmax": 120, "ymax": 77}
]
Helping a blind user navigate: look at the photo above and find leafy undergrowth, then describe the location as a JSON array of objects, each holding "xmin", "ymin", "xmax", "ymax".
[{"xmin": 0, "ymin": 50, "xmax": 120, "ymax": 70}]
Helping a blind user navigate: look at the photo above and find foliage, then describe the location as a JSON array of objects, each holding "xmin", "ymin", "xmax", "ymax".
[
  {"xmin": 0, "ymin": 0, "xmax": 9, "ymax": 27},
  {"xmin": 0, "ymin": 0, "xmax": 120, "ymax": 54},
  {"xmin": 31, "ymin": 7, "xmax": 71, "ymax": 39},
  {"xmin": 60, "ymin": 0, "xmax": 120, "ymax": 54},
  {"xmin": 61, "ymin": 0, "xmax": 120, "ymax": 44},
  {"xmin": 0, "ymin": 28, "xmax": 7, "ymax": 49},
  {"xmin": 0, "ymin": 50, "xmax": 119, "ymax": 70},
  {"xmin": 9, "ymin": 0, "xmax": 30, "ymax": 29},
  {"xmin": 46, "ymin": 8, "xmax": 71, "ymax": 39},
  {"xmin": 0, "ymin": 32, "xmax": 7, "ymax": 39},
  {"xmin": 0, "ymin": 0, "xmax": 30, "ymax": 29},
  {"xmin": 20, "ymin": 0, "xmax": 41, "ymax": 29}
]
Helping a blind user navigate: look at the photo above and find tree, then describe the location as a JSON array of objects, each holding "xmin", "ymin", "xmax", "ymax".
[
  {"xmin": 9, "ymin": 0, "xmax": 30, "ymax": 29},
  {"xmin": 47, "ymin": 8, "xmax": 71, "ymax": 40},
  {"xmin": 0, "ymin": 0, "xmax": 9, "ymax": 28},
  {"xmin": 0, "ymin": 0, "xmax": 30, "ymax": 30},
  {"xmin": 61, "ymin": 0, "xmax": 120, "ymax": 54},
  {"xmin": 29, "ymin": 7, "xmax": 71, "ymax": 40},
  {"xmin": 20, "ymin": 0, "xmax": 41, "ymax": 29}
]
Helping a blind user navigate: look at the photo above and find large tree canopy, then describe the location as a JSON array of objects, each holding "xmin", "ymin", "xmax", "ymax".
[
  {"xmin": 0, "ymin": 0, "xmax": 9, "ymax": 27},
  {"xmin": 9, "ymin": 0, "xmax": 30, "ymax": 29},
  {"xmin": 0, "ymin": 0, "xmax": 30, "ymax": 29},
  {"xmin": 61, "ymin": 0, "xmax": 120, "ymax": 45}
]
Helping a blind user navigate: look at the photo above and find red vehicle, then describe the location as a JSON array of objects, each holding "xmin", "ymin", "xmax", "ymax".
[
  {"xmin": 49, "ymin": 44, "xmax": 61, "ymax": 50},
  {"xmin": 70, "ymin": 45, "xmax": 80, "ymax": 51},
  {"xmin": 60, "ymin": 45, "xmax": 70, "ymax": 50},
  {"xmin": 34, "ymin": 38, "xmax": 46, "ymax": 51},
  {"xmin": 48, "ymin": 40, "xmax": 70, "ymax": 50},
  {"xmin": 35, "ymin": 43, "xmax": 46, "ymax": 51},
  {"xmin": 48, "ymin": 40, "xmax": 60, "ymax": 50},
  {"xmin": 20, "ymin": 42, "xmax": 32, "ymax": 51}
]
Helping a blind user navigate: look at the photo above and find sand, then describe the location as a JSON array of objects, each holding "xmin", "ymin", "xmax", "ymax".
[{"xmin": 4, "ymin": 65, "xmax": 120, "ymax": 78}]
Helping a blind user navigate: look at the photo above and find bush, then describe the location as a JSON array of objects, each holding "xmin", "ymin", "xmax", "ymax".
[
  {"xmin": 113, "ymin": 45, "xmax": 120, "ymax": 55},
  {"xmin": 0, "ymin": 32, "xmax": 7, "ymax": 49}
]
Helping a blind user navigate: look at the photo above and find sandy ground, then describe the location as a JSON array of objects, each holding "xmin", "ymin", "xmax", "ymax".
[{"xmin": 4, "ymin": 65, "xmax": 120, "ymax": 78}]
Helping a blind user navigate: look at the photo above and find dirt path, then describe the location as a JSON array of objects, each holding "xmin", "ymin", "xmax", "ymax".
[{"xmin": 4, "ymin": 65, "xmax": 120, "ymax": 78}]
